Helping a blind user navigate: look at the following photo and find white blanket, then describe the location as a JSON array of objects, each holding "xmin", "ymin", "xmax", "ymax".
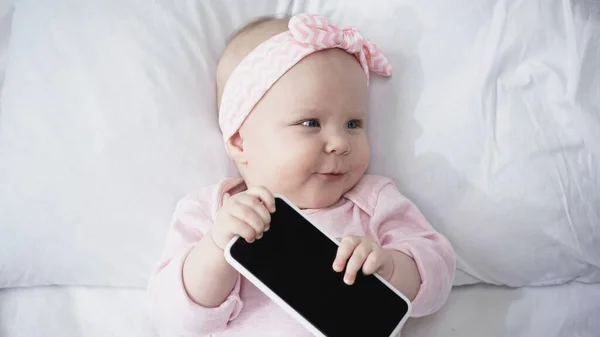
[{"xmin": 1, "ymin": 282, "xmax": 599, "ymax": 337}]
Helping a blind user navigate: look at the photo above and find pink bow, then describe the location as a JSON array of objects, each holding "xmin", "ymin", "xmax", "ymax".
[{"xmin": 288, "ymin": 14, "xmax": 392, "ymax": 79}]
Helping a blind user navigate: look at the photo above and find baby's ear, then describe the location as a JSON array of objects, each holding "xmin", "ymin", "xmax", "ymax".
[{"xmin": 226, "ymin": 132, "xmax": 248, "ymax": 165}]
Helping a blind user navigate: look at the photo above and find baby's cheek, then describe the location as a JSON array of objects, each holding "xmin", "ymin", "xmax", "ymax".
[
  {"xmin": 254, "ymin": 135, "xmax": 317, "ymax": 189},
  {"xmin": 255, "ymin": 153, "xmax": 293, "ymax": 182},
  {"xmin": 268, "ymin": 154, "xmax": 310, "ymax": 187},
  {"xmin": 354, "ymin": 140, "xmax": 370, "ymax": 169},
  {"xmin": 275, "ymin": 156, "xmax": 306, "ymax": 181}
]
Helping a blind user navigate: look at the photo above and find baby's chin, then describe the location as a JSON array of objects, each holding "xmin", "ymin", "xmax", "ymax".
[
  {"xmin": 290, "ymin": 176, "xmax": 362, "ymax": 209},
  {"xmin": 289, "ymin": 188, "xmax": 347, "ymax": 210}
]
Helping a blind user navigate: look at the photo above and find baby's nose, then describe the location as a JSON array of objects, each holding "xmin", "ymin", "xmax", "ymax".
[{"xmin": 325, "ymin": 134, "xmax": 351, "ymax": 155}]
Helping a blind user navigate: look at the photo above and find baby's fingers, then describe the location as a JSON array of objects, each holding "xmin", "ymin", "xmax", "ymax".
[
  {"xmin": 229, "ymin": 203, "xmax": 263, "ymax": 241},
  {"xmin": 343, "ymin": 243, "xmax": 371, "ymax": 285},
  {"xmin": 224, "ymin": 213, "xmax": 256, "ymax": 243},
  {"xmin": 236, "ymin": 194, "xmax": 271, "ymax": 228},
  {"xmin": 361, "ymin": 250, "xmax": 383, "ymax": 275},
  {"xmin": 333, "ymin": 236, "xmax": 361, "ymax": 273},
  {"xmin": 246, "ymin": 186, "xmax": 276, "ymax": 213}
]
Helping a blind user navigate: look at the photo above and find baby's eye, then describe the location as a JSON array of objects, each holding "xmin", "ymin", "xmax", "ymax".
[
  {"xmin": 301, "ymin": 119, "xmax": 321, "ymax": 127},
  {"xmin": 346, "ymin": 119, "xmax": 363, "ymax": 129}
]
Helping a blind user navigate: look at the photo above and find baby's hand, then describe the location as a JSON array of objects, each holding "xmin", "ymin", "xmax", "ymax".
[
  {"xmin": 210, "ymin": 186, "xmax": 276, "ymax": 250},
  {"xmin": 333, "ymin": 236, "xmax": 393, "ymax": 285}
]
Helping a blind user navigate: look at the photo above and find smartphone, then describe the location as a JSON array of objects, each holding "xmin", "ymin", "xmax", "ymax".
[{"xmin": 224, "ymin": 195, "xmax": 411, "ymax": 337}]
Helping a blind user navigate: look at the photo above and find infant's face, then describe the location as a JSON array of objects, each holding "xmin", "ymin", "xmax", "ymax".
[{"xmin": 236, "ymin": 49, "xmax": 369, "ymax": 209}]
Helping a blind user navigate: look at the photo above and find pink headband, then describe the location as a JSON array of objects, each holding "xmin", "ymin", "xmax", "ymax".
[{"xmin": 218, "ymin": 13, "xmax": 393, "ymax": 143}]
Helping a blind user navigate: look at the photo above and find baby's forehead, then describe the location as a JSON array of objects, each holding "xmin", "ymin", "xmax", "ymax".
[
  {"xmin": 216, "ymin": 17, "xmax": 290, "ymax": 106},
  {"xmin": 250, "ymin": 49, "xmax": 368, "ymax": 118}
]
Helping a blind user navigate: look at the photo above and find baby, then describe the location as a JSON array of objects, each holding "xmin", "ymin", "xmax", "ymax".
[{"xmin": 148, "ymin": 13, "xmax": 455, "ymax": 337}]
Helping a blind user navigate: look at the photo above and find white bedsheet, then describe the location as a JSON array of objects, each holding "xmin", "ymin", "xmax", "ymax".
[{"xmin": 1, "ymin": 282, "xmax": 599, "ymax": 337}]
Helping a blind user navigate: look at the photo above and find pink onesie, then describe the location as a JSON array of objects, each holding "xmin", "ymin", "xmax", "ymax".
[{"xmin": 147, "ymin": 175, "xmax": 455, "ymax": 337}]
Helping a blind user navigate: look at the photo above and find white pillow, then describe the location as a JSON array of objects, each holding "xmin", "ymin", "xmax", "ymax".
[
  {"xmin": 1, "ymin": 0, "xmax": 598, "ymax": 288},
  {"xmin": 0, "ymin": 0, "xmax": 237, "ymax": 287},
  {"xmin": 0, "ymin": 3, "xmax": 13, "ymax": 90}
]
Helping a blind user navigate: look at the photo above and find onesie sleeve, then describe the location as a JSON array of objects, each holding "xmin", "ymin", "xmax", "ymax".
[
  {"xmin": 147, "ymin": 192, "xmax": 243, "ymax": 337},
  {"xmin": 371, "ymin": 182, "xmax": 456, "ymax": 317}
]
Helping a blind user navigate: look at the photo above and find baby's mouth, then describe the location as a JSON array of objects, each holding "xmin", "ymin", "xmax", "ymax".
[{"xmin": 316, "ymin": 172, "xmax": 346, "ymax": 180}]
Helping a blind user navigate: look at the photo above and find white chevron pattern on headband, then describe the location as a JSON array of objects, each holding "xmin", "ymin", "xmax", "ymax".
[{"xmin": 219, "ymin": 13, "xmax": 393, "ymax": 145}]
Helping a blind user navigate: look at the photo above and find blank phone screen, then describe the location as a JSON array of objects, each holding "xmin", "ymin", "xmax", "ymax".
[{"xmin": 228, "ymin": 197, "xmax": 410, "ymax": 337}]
